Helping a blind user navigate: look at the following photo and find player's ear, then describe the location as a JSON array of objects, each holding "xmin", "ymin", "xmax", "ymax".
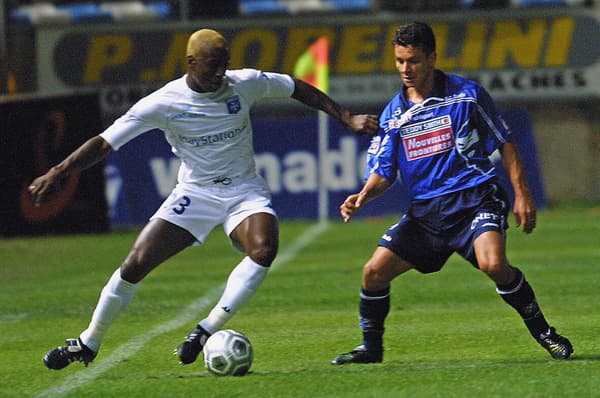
[{"xmin": 428, "ymin": 51, "xmax": 437, "ymax": 65}]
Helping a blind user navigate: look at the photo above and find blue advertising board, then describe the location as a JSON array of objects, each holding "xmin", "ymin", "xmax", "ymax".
[{"xmin": 104, "ymin": 110, "xmax": 545, "ymax": 226}]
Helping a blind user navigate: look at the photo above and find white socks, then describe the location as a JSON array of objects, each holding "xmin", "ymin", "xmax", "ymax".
[
  {"xmin": 78, "ymin": 257, "xmax": 268, "ymax": 350},
  {"xmin": 200, "ymin": 257, "xmax": 269, "ymax": 334},
  {"xmin": 79, "ymin": 268, "xmax": 139, "ymax": 352}
]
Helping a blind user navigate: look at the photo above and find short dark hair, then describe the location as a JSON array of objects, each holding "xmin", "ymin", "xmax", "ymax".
[{"xmin": 392, "ymin": 22, "xmax": 436, "ymax": 55}]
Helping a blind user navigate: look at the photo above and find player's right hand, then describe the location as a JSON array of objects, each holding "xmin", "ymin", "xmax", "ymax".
[
  {"xmin": 340, "ymin": 193, "xmax": 364, "ymax": 222},
  {"xmin": 28, "ymin": 173, "xmax": 57, "ymax": 206}
]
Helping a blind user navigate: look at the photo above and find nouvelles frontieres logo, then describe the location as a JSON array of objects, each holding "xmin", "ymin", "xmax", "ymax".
[{"xmin": 400, "ymin": 116, "xmax": 454, "ymax": 161}]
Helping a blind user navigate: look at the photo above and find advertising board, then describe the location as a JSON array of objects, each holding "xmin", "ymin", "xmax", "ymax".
[{"xmin": 104, "ymin": 111, "xmax": 544, "ymax": 224}]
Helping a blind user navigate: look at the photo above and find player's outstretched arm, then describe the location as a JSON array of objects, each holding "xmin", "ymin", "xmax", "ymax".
[
  {"xmin": 291, "ymin": 78, "xmax": 379, "ymax": 136},
  {"xmin": 340, "ymin": 173, "xmax": 391, "ymax": 223},
  {"xmin": 500, "ymin": 139, "xmax": 536, "ymax": 234},
  {"xmin": 29, "ymin": 135, "xmax": 113, "ymax": 205}
]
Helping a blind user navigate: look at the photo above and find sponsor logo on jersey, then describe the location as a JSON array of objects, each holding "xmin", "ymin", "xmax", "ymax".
[
  {"xmin": 180, "ymin": 124, "xmax": 246, "ymax": 146},
  {"xmin": 387, "ymin": 107, "xmax": 436, "ymax": 130},
  {"xmin": 400, "ymin": 115, "xmax": 454, "ymax": 161},
  {"xmin": 226, "ymin": 95, "xmax": 241, "ymax": 114},
  {"xmin": 411, "ymin": 111, "xmax": 435, "ymax": 121},
  {"xmin": 171, "ymin": 111, "xmax": 207, "ymax": 119}
]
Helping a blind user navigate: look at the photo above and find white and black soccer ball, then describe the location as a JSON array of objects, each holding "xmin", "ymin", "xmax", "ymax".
[{"xmin": 203, "ymin": 329, "xmax": 253, "ymax": 376}]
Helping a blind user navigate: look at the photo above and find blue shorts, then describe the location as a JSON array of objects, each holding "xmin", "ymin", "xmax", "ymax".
[{"xmin": 378, "ymin": 181, "xmax": 509, "ymax": 273}]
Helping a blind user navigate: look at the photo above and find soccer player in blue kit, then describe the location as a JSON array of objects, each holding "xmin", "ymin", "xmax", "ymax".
[
  {"xmin": 331, "ymin": 22, "xmax": 573, "ymax": 365},
  {"xmin": 29, "ymin": 29, "xmax": 379, "ymax": 370}
]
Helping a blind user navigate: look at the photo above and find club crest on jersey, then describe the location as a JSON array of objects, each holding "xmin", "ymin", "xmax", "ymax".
[{"xmin": 226, "ymin": 95, "xmax": 241, "ymax": 114}]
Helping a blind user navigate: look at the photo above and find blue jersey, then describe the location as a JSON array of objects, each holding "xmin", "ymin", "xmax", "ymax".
[{"xmin": 366, "ymin": 71, "xmax": 511, "ymax": 200}]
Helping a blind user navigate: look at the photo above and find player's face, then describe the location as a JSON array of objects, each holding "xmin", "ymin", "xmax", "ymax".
[
  {"xmin": 187, "ymin": 47, "xmax": 230, "ymax": 93},
  {"xmin": 394, "ymin": 44, "xmax": 436, "ymax": 91}
]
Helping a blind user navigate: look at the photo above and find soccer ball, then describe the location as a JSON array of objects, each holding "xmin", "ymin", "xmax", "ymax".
[{"xmin": 203, "ymin": 329, "xmax": 253, "ymax": 376}]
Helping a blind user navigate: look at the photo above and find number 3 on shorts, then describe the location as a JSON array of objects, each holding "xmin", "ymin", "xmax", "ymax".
[{"xmin": 173, "ymin": 195, "xmax": 191, "ymax": 215}]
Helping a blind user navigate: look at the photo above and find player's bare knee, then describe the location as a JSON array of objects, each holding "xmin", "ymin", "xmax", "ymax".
[
  {"xmin": 247, "ymin": 244, "xmax": 277, "ymax": 267},
  {"xmin": 479, "ymin": 261, "xmax": 499, "ymax": 275},
  {"xmin": 362, "ymin": 262, "xmax": 391, "ymax": 288},
  {"xmin": 479, "ymin": 260, "xmax": 513, "ymax": 284}
]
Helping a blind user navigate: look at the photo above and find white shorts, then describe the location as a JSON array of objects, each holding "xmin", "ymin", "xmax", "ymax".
[{"xmin": 150, "ymin": 176, "xmax": 277, "ymax": 246}]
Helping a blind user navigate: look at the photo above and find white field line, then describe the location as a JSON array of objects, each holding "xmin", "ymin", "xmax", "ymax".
[{"xmin": 34, "ymin": 221, "xmax": 329, "ymax": 398}]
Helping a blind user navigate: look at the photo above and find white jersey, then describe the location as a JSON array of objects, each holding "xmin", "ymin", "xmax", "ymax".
[{"xmin": 100, "ymin": 69, "xmax": 295, "ymax": 186}]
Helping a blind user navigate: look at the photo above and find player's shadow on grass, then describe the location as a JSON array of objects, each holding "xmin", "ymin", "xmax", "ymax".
[
  {"xmin": 566, "ymin": 353, "xmax": 600, "ymax": 362},
  {"xmin": 164, "ymin": 353, "xmax": 600, "ymax": 379}
]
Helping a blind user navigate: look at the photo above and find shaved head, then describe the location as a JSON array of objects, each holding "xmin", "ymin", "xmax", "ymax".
[{"xmin": 186, "ymin": 29, "xmax": 227, "ymax": 58}]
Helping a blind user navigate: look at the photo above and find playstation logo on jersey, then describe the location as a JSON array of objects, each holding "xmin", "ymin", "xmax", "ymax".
[{"xmin": 226, "ymin": 95, "xmax": 241, "ymax": 114}]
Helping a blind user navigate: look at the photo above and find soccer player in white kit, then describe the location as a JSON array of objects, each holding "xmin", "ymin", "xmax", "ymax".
[{"xmin": 30, "ymin": 29, "xmax": 379, "ymax": 369}]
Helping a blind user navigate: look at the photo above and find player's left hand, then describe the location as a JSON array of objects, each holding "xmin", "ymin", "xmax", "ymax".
[
  {"xmin": 513, "ymin": 194, "xmax": 536, "ymax": 234},
  {"xmin": 346, "ymin": 114, "xmax": 379, "ymax": 137}
]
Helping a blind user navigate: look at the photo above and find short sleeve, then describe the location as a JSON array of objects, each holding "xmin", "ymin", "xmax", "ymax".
[
  {"xmin": 364, "ymin": 130, "xmax": 398, "ymax": 183},
  {"xmin": 475, "ymin": 86, "xmax": 511, "ymax": 154},
  {"xmin": 229, "ymin": 69, "xmax": 294, "ymax": 105},
  {"xmin": 99, "ymin": 94, "xmax": 165, "ymax": 150}
]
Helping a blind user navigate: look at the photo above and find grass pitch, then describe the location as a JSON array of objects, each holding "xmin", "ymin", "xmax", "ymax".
[{"xmin": 1, "ymin": 205, "xmax": 599, "ymax": 397}]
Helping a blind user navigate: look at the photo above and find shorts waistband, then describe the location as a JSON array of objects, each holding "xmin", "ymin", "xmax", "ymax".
[{"xmin": 184, "ymin": 174, "xmax": 264, "ymax": 189}]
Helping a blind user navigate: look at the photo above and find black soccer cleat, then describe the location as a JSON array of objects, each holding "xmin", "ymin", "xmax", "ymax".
[
  {"xmin": 43, "ymin": 338, "xmax": 97, "ymax": 370},
  {"xmin": 175, "ymin": 325, "xmax": 211, "ymax": 365},
  {"xmin": 536, "ymin": 327, "xmax": 573, "ymax": 359},
  {"xmin": 331, "ymin": 345, "xmax": 383, "ymax": 365}
]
